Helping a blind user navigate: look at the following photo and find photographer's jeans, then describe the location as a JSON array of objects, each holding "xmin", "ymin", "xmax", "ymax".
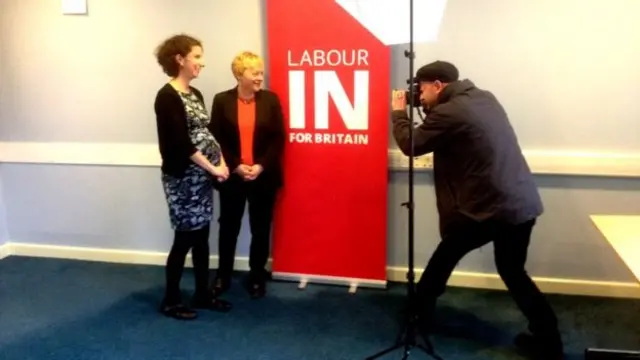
[{"xmin": 416, "ymin": 218, "xmax": 561, "ymax": 344}]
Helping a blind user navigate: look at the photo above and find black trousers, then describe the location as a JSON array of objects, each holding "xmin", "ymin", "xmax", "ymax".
[
  {"xmin": 417, "ymin": 217, "xmax": 560, "ymax": 340},
  {"xmin": 216, "ymin": 175, "xmax": 277, "ymax": 281}
]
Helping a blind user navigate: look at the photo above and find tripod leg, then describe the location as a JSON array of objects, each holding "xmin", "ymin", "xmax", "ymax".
[
  {"xmin": 406, "ymin": 312, "xmax": 443, "ymax": 360},
  {"xmin": 416, "ymin": 330, "xmax": 436, "ymax": 352},
  {"xmin": 364, "ymin": 314, "xmax": 443, "ymax": 360},
  {"xmin": 364, "ymin": 343, "xmax": 404, "ymax": 360},
  {"xmin": 403, "ymin": 341, "xmax": 413, "ymax": 359},
  {"xmin": 416, "ymin": 345, "xmax": 444, "ymax": 360}
]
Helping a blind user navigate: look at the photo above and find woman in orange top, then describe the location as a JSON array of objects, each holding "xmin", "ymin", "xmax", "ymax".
[{"xmin": 208, "ymin": 51, "xmax": 286, "ymax": 298}]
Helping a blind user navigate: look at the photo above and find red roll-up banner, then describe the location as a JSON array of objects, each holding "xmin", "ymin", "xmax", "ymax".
[{"xmin": 266, "ymin": 0, "xmax": 390, "ymax": 286}]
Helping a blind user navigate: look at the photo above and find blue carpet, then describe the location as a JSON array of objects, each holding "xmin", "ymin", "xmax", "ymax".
[{"xmin": 0, "ymin": 256, "xmax": 638, "ymax": 360}]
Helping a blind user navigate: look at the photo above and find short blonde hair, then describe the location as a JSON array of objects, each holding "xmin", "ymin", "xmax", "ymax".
[{"xmin": 231, "ymin": 51, "xmax": 263, "ymax": 78}]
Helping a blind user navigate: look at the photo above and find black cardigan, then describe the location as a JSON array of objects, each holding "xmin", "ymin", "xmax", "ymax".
[{"xmin": 154, "ymin": 83, "xmax": 205, "ymax": 177}]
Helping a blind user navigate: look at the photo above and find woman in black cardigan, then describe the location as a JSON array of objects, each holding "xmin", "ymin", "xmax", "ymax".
[{"xmin": 153, "ymin": 34, "xmax": 232, "ymax": 320}]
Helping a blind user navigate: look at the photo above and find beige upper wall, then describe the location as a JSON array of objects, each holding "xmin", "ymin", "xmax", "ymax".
[
  {"xmin": 0, "ymin": 0, "xmax": 265, "ymax": 143},
  {"xmin": 1, "ymin": 0, "xmax": 640, "ymax": 151}
]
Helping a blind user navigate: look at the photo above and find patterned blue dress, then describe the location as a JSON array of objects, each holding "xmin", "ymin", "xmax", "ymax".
[{"xmin": 161, "ymin": 90, "xmax": 222, "ymax": 231}]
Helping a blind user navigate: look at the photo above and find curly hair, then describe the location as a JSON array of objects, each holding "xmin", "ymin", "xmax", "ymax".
[{"xmin": 154, "ymin": 34, "xmax": 202, "ymax": 77}]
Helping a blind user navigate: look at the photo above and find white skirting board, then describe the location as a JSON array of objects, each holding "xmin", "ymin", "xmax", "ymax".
[
  {"xmin": 0, "ymin": 243, "xmax": 10, "ymax": 260},
  {"xmin": 1, "ymin": 242, "xmax": 639, "ymax": 299},
  {"xmin": 1, "ymin": 142, "xmax": 640, "ymax": 177},
  {"xmin": 387, "ymin": 267, "xmax": 640, "ymax": 299}
]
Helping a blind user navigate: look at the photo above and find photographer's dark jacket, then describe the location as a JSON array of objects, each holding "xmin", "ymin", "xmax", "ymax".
[{"xmin": 391, "ymin": 79, "xmax": 543, "ymax": 236}]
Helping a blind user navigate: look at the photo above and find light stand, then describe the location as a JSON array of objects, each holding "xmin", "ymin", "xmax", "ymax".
[{"xmin": 365, "ymin": 0, "xmax": 442, "ymax": 359}]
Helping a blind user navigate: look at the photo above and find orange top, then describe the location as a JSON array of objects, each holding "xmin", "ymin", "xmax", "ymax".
[{"xmin": 237, "ymin": 98, "xmax": 256, "ymax": 165}]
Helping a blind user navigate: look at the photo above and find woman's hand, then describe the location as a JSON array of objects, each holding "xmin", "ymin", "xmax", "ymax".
[
  {"xmin": 190, "ymin": 151, "xmax": 229, "ymax": 182},
  {"xmin": 235, "ymin": 164, "xmax": 252, "ymax": 177},
  {"xmin": 211, "ymin": 164, "xmax": 229, "ymax": 181}
]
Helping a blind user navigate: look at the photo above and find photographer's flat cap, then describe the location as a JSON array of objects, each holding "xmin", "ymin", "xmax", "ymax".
[{"xmin": 416, "ymin": 61, "xmax": 459, "ymax": 83}]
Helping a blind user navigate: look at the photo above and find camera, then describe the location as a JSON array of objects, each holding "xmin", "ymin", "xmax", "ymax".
[
  {"xmin": 405, "ymin": 77, "xmax": 421, "ymax": 108},
  {"xmin": 404, "ymin": 78, "xmax": 429, "ymax": 120}
]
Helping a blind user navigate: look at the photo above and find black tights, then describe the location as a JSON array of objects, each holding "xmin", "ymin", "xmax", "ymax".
[{"xmin": 164, "ymin": 225, "xmax": 211, "ymax": 305}]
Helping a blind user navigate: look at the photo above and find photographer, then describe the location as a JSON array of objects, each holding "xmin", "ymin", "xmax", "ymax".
[{"xmin": 390, "ymin": 61, "xmax": 564, "ymax": 359}]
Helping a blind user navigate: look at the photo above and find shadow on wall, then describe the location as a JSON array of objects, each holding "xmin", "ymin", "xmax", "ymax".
[{"xmin": 259, "ymin": 0, "xmax": 270, "ymax": 87}]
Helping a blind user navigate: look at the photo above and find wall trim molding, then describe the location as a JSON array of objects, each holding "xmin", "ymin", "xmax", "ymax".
[
  {"xmin": 388, "ymin": 267, "xmax": 640, "ymax": 299},
  {"xmin": 2, "ymin": 242, "xmax": 638, "ymax": 298},
  {"xmin": 0, "ymin": 142, "xmax": 161, "ymax": 167},
  {"xmin": 388, "ymin": 148, "xmax": 640, "ymax": 177},
  {"xmin": 0, "ymin": 243, "xmax": 10, "ymax": 260},
  {"xmin": 1, "ymin": 141, "xmax": 640, "ymax": 177}
]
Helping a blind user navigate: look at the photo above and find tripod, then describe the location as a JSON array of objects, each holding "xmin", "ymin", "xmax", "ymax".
[{"xmin": 365, "ymin": 0, "xmax": 442, "ymax": 359}]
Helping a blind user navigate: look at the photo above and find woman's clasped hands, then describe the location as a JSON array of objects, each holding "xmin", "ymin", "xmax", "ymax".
[{"xmin": 211, "ymin": 164, "xmax": 230, "ymax": 183}]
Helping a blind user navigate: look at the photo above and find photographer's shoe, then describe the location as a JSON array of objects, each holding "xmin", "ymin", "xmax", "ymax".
[{"xmin": 514, "ymin": 331, "xmax": 564, "ymax": 360}]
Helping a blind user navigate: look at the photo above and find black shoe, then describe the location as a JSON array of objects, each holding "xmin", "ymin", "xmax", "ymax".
[
  {"xmin": 514, "ymin": 332, "xmax": 564, "ymax": 359},
  {"xmin": 248, "ymin": 280, "xmax": 266, "ymax": 299},
  {"xmin": 191, "ymin": 292, "xmax": 233, "ymax": 313},
  {"xmin": 247, "ymin": 270, "xmax": 268, "ymax": 299},
  {"xmin": 212, "ymin": 276, "xmax": 231, "ymax": 296},
  {"xmin": 159, "ymin": 303, "xmax": 197, "ymax": 320}
]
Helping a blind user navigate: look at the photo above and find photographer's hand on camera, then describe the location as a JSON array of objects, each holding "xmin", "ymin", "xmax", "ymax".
[
  {"xmin": 392, "ymin": 89, "xmax": 408, "ymax": 112},
  {"xmin": 390, "ymin": 88, "xmax": 452, "ymax": 157},
  {"xmin": 393, "ymin": 85, "xmax": 428, "ymax": 121}
]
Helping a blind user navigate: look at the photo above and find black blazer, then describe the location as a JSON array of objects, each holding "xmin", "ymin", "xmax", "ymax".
[
  {"xmin": 209, "ymin": 87, "xmax": 286, "ymax": 188},
  {"xmin": 154, "ymin": 83, "xmax": 206, "ymax": 177}
]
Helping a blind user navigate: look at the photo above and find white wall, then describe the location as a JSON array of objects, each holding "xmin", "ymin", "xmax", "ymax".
[
  {"xmin": 0, "ymin": 8, "xmax": 7, "ymax": 246},
  {"xmin": 390, "ymin": 0, "xmax": 640, "ymax": 153},
  {"xmin": 0, "ymin": 0, "xmax": 263, "ymax": 143},
  {"xmin": 0, "ymin": 0, "xmax": 639, "ymax": 295}
]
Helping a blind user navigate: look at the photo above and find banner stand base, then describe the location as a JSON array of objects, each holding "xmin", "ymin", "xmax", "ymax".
[{"xmin": 272, "ymin": 271, "xmax": 387, "ymax": 294}]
